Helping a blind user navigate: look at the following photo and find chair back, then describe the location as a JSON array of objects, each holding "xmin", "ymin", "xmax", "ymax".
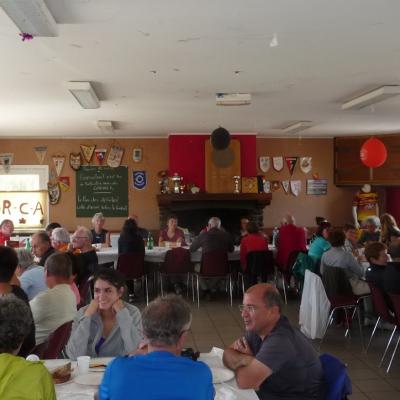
[
  {"xmin": 388, "ymin": 293, "xmax": 400, "ymax": 327},
  {"xmin": 163, "ymin": 247, "xmax": 192, "ymax": 274},
  {"xmin": 320, "ymin": 353, "xmax": 352, "ymax": 400},
  {"xmin": 116, "ymin": 252, "xmax": 145, "ymax": 280},
  {"xmin": 201, "ymin": 250, "xmax": 229, "ymax": 277},
  {"xmin": 368, "ymin": 283, "xmax": 395, "ymax": 324},
  {"xmin": 77, "ymin": 276, "xmax": 93, "ymax": 309},
  {"xmin": 321, "ymin": 266, "xmax": 353, "ymax": 300},
  {"xmin": 45, "ymin": 321, "xmax": 73, "ymax": 359},
  {"xmin": 246, "ymin": 250, "xmax": 274, "ymax": 282}
]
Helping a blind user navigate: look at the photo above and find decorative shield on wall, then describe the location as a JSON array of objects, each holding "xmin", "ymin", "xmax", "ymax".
[
  {"xmin": 80, "ymin": 144, "xmax": 96, "ymax": 164},
  {"xmin": 259, "ymin": 156, "xmax": 270, "ymax": 172},
  {"xmin": 281, "ymin": 180, "xmax": 290, "ymax": 193},
  {"xmin": 69, "ymin": 153, "xmax": 82, "ymax": 171},
  {"xmin": 290, "ymin": 180, "xmax": 302, "ymax": 196},
  {"xmin": 48, "ymin": 182, "xmax": 61, "ymax": 205},
  {"xmin": 133, "ymin": 171, "xmax": 147, "ymax": 190},
  {"xmin": 300, "ymin": 157, "xmax": 312, "ymax": 173},
  {"xmin": 107, "ymin": 146, "xmax": 124, "ymax": 168},
  {"xmin": 273, "ymin": 156, "xmax": 284, "ymax": 171}
]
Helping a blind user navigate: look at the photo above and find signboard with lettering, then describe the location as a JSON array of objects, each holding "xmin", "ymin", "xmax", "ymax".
[
  {"xmin": 306, "ymin": 179, "xmax": 328, "ymax": 195},
  {"xmin": 76, "ymin": 166, "xmax": 128, "ymax": 217},
  {"xmin": 0, "ymin": 191, "xmax": 47, "ymax": 230}
]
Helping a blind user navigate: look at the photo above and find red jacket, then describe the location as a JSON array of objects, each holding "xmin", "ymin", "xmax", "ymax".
[
  {"xmin": 276, "ymin": 224, "xmax": 307, "ymax": 267},
  {"xmin": 0, "ymin": 232, "xmax": 10, "ymax": 246},
  {"xmin": 240, "ymin": 233, "xmax": 269, "ymax": 269}
]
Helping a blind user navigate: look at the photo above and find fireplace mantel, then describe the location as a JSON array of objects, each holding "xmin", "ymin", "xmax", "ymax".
[{"xmin": 157, "ymin": 193, "xmax": 272, "ymax": 232}]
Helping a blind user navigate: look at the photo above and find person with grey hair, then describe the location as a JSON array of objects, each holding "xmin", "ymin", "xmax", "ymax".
[
  {"xmin": 30, "ymin": 252, "xmax": 77, "ymax": 345},
  {"xmin": 15, "ymin": 248, "xmax": 47, "ymax": 300},
  {"xmin": 98, "ymin": 295, "xmax": 214, "ymax": 400},
  {"xmin": 223, "ymin": 284, "xmax": 322, "ymax": 400},
  {"xmin": 50, "ymin": 227, "xmax": 71, "ymax": 252},
  {"xmin": 357, "ymin": 215, "xmax": 381, "ymax": 246},
  {"xmin": 190, "ymin": 216, "xmax": 234, "ymax": 300},
  {"xmin": 0, "ymin": 296, "xmax": 56, "ymax": 399},
  {"xmin": 91, "ymin": 212, "xmax": 111, "ymax": 247}
]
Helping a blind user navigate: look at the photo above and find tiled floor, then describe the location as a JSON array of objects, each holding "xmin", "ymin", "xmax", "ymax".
[{"xmin": 138, "ymin": 292, "xmax": 400, "ymax": 399}]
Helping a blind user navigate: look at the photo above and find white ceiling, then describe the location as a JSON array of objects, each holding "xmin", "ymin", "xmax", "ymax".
[{"xmin": 1, "ymin": 0, "xmax": 400, "ymax": 138}]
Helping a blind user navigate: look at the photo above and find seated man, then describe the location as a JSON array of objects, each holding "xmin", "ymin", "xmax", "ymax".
[
  {"xmin": 72, "ymin": 226, "xmax": 99, "ymax": 284},
  {"xmin": 99, "ymin": 295, "xmax": 214, "ymax": 400},
  {"xmin": 190, "ymin": 217, "xmax": 234, "ymax": 299},
  {"xmin": 30, "ymin": 252, "xmax": 77, "ymax": 345},
  {"xmin": 31, "ymin": 232, "xmax": 55, "ymax": 266},
  {"xmin": 357, "ymin": 216, "xmax": 381, "ymax": 247},
  {"xmin": 223, "ymin": 284, "xmax": 322, "ymax": 400},
  {"xmin": 365, "ymin": 241, "xmax": 388, "ymax": 290},
  {"xmin": 343, "ymin": 223, "xmax": 359, "ymax": 254},
  {"xmin": 275, "ymin": 215, "xmax": 307, "ymax": 268}
]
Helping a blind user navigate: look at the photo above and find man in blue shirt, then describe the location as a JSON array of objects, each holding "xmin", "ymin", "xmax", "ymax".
[{"xmin": 99, "ymin": 295, "xmax": 214, "ymax": 400}]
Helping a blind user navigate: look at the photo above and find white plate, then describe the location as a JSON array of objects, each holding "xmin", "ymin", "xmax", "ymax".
[
  {"xmin": 211, "ymin": 367, "xmax": 235, "ymax": 384},
  {"xmin": 89, "ymin": 366, "xmax": 106, "ymax": 372},
  {"xmin": 74, "ymin": 372, "xmax": 103, "ymax": 386}
]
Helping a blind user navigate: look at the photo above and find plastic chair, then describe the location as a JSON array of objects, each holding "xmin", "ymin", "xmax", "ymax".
[
  {"xmin": 380, "ymin": 293, "xmax": 400, "ymax": 373},
  {"xmin": 160, "ymin": 247, "xmax": 192, "ymax": 297},
  {"xmin": 193, "ymin": 250, "xmax": 232, "ymax": 308},
  {"xmin": 116, "ymin": 252, "xmax": 148, "ymax": 305},
  {"xmin": 365, "ymin": 283, "xmax": 395, "ymax": 353},
  {"xmin": 320, "ymin": 353, "xmax": 352, "ymax": 400},
  {"xmin": 32, "ymin": 321, "xmax": 73, "ymax": 359}
]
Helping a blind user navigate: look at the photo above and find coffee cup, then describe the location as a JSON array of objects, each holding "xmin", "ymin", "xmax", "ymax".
[{"xmin": 77, "ymin": 356, "xmax": 91, "ymax": 374}]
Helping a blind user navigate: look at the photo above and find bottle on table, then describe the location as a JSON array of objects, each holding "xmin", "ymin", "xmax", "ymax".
[
  {"xmin": 25, "ymin": 237, "xmax": 31, "ymax": 252},
  {"xmin": 147, "ymin": 233, "xmax": 154, "ymax": 250},
  {"xmin": 272, "ymin": 227, "xmax": 279, "ymax": 247}
]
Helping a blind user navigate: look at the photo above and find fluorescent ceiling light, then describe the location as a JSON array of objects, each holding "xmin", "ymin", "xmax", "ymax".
[
  {"xmin": 216, "ymin": 93, "xmax": 251, "ymax": 106},
  {"xmin": 0, "ymin": 0, "xmax": 57, "ymax": 37},
  {"xmin": 283, "ymin": 121, "xmax": 313, "ymax": 134},
  {"xmin": 97, "ymin": 120, "xmax": 114, "ymax": 135},
  {"xmin": 67, "ymin": 81, "xmax": 100, "ymax": 109},
  {"xmin": 342, "ymin": 85, "xmax": 400, "ymax": 110}
]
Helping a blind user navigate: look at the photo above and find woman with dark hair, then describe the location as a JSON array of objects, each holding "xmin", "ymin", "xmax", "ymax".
[
  {"xmin": 380, "ymin": 213, "xmax": 400, "ymax": 245},
  {"xmin": 0, "ymin": 296, "xmax": 55, "ymax": 399},
  {"xmin": 118, "ymin": 218, "xmax": 145, "ymax": 255},
  {"xmin": 66, "ymin": 268, "xmax": 142, "ymax": 360},
  {"xmin": 240, "ymin": 221, "xmax": 269, "ymax": 270},
  {"xmin": 308, "ymin": 221, "xmax": 332, "ymax": 265},
  {"xmin": 158, "ymin": 215, "xmax": 186, "ymax": 247}
]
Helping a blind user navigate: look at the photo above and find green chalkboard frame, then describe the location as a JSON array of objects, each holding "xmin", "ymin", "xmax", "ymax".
[{"xmin": 76, "ymin": 166, "xmax": 128, "ymax": 217}]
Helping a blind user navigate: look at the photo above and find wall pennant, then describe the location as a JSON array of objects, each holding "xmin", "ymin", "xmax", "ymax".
[
  {"xmin": 300, "ymin": 157, "xmax": 312, "ymax": 173},
  {"xmin": 95, "ymin": 149, "xmax": 107, "ymax": 165},
  {"xmin": 59, "ymin": 176, "xmax": 70, "ymax": 192},
  {"xmin": 69, "ymin": 153, "xmax": 82, "ymax": 171},
  {"xmin": 290, "ymin": 180, "xmax": 302, "ymax": 196},
  {"xmin": 34, "ymin": 146, "xmax": 47, "ymax": 164},
  {"xmin": 263, "ymin": 180, "xmax": 271, "ymax": 193},
  {"xmin": 107, "ymin": 145, "xmax": 124, "ymax": 168},
  {"xmin": 285, "ymin": 157, "xmax": 298, "ymax": 175},
  {"xmin": 52, "ymin": 155, "xmax": 65, "ymax": 177},
  {"xmin": 281, "ymin": 180, "xmax": 290, "ymax": 193},
  {"xmin": 271, "ymin": 180, "xmax": 281, "ymax": 191},
  {"xmin": 48, "ymin": 182, "xmax": 61, "ymax": 205},
  {"xmin": 259, "ymin": 156, "xmax": 270, "ymax": 173},
  {"xmin": 0, "ymin": 153, "xmax": 13, "ymax": 173},
  {"xmin": 80, "ymin": 144, "xmax": 96, "ymax": 164},
  {"xmin": 273, "ymin": 156, "xmax": 284, "ymax": 171},
  {"xmin": 133, "ymin": 171, "xmax": 147, "ymax": 190}
]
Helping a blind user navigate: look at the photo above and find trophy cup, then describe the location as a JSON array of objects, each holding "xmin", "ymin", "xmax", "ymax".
[
  {"xmin": 171, "ymin": 173, "xmax": 183, "ymax": 194},
  {"xmin": 233, "ymin": 176, "xmax": 241, "ymax": 194}
]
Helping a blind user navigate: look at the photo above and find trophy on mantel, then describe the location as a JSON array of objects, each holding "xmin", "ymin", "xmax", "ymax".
[
  {"xmin": 233, "ymin": 176, "xmax": 241, "ymax": 194},
  {"xmin": 171, "ymin": 173, "xmax": 183, "ymax": 194},
  {"xmin": 157, "ymin": 170, "xmax": 170, "ymax": 194}
]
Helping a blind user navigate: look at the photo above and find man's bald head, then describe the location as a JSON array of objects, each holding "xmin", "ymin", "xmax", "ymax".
[{"xmin": 246, "ymin": 283, "xmax": 283, "ymax": 313}]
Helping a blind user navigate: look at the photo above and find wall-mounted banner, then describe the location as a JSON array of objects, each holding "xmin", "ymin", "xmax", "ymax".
[
  {"xmin": 0, "ymin": 153, "xmax": 13, "ymax": 173},
  {"xmin": 263, "ymin": 180, "xmax": 271, "ymax": 193},
  {"xmin": 0, "ymin": 191, "xmax": 47, "ymax": 229},
  {"xmin": 259, "ymin": 156, "xmax": 270, "ymax": 172},
  {"xmin": 34, "ymin": 146, "xmax": 47, "ymax": 164},
  {"xmin": 285, "ymin": 157, "xmax": 298, "ymax": 175},
  {"xmin": 107, "ymin": 146, "xmax": 124, "ymax": 168},
  {"xmin": 300, "ymin": 157, "xmax": 312, "ymax": 173},
  {"xmin": 53, "ymin": 155, "xmax": 65, "ymax": 177},
  {"xmin": 48, "ymin": 182, "xmax": 61, "ymax": 205},
  {"xmin": 290, "ymin": 180, "xmax": 301, "ymax": 196},
  {"xmin": 59, "ymin": 176, "xmax": 70, "ymax": 192},
  {"xmin": 133, "ymin": 171, "xmax": 147, "ymax": 190},
  {"xmin": 281, "ymin": 180, "xmax": 290, "ymax": 193},
  {"xmin": 80, "ymin": 144, "xmax": 96, "ymax": 164},
  {"xmin": 95, "ymin": 149, "xmax": 107, "ymax": 165},
  {"xmin": 273, "ymin": 156, "xmax": 283, "ymax": 171}
]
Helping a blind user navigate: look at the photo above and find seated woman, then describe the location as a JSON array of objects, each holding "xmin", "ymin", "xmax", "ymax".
[
  {"xmin": 118, "ymin": 218, "xmax": 145, "ymax": 255},
  {"xmin": 91, "ymin": 213, "xmax": 111, "ymax": 247},
  {"xmin": 240, "ymin": 221, "xmax": 269, "ymax": 270},
  {"xmin": 380, "ymin": 213, "xmax": 400, "ymax": 245},
  {"xmin": 66, "ymin": 268, "xmax": 142, "ymax": 360},
  {"xmin": 158, "ymin": 215, "xmax": 186, "ymax": 247},
  {"xmin": 357, "ymin": 216, "xmax": 380, "ymax": 247},
  {"xmin": 0, "ymin": 219, "xmax": 14, "ymax": 245},
  {"xmin": 0, "ymin": 296, "xmax": 56, "ymax": 400},
  {"xmin": 364, "ymin": 242, "xmax": 388, "ymax": 290},
  {"xmin": 308, "ymin": 221, "xmax": 331, "ymax": 266},
  {"xmin": 343, "ymin": 223, "xmax": 360, "ymax": 255},
  {"xmin": 320, "ymin": 230, "xmax": 369, "ymax": 295}
]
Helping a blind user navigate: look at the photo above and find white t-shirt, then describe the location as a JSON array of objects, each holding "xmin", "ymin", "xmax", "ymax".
[{"xmin": 30, "ymin": 283, "xmax": 77, "ymax": 345}]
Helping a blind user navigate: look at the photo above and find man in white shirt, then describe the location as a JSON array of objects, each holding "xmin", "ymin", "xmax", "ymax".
[{"xmin": 30, "ymin": 252, "xmax": 77, "ymax": 345}]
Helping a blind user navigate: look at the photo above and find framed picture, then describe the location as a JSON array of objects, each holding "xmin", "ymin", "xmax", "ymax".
[
  {"xmin": 306, "ymin": 179, "xmax": 328, "ymax": 195},
  {"xmin": 133, "ymin": 148, "xmax": 142, "ymax": 163}
]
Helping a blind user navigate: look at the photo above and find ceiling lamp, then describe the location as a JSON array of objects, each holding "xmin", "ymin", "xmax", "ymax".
[
  {"xmin": 283, "ymin": 121, "xmax": 313, "ymax": 134},
  {"xmin": 67, "ymin": 82, "xmax": 100, "ymax": 109},
  {"xmin": 216, "ymin": 93, "xmax": 251, "ymax": 106},
  {"xmin": 342, "ymin": 85, "xmax": 400, "ymax": 110},
  {"xmin": 0, "ymin": 0, "xmax": 57, "ymax": 37},
  {"xmin": 97, "ymin": 120, "xmax": 114, "ymax": 135}
]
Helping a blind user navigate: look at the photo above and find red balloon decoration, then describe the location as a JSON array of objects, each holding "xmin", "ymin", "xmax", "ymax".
[{"xmin": 360, "ymin": 137, "xmax": 387, "ymax": 168}]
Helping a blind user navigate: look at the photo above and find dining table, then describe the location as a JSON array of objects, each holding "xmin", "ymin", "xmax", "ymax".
[{"xmin": 44, "ymin": 347, "xmax": 258, "ymax": 400}]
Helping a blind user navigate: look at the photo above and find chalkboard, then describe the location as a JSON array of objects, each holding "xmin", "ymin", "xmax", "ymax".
[{"xmin": 76, "ymin": 166, "xmax": 128, "ymax": 217}]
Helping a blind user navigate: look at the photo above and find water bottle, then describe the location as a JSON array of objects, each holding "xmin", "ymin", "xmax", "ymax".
[
  {"xmin": 147, "ymin": 233, "xmax": 153, "ymax": 250},
  {"xmin": 25, "ymin": 237, "xmax": 31, "ymax": 251},
  {"xmin": 272, "ymin": 227, "xmax": 278, "ymax": 247}
]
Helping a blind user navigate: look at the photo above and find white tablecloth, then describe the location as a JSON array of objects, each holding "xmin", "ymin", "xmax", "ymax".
[
  {"xmin": 45, "ymin": 349, "xmax": 258, "ymax": 400},
  {"xmin": 97, "ymin": 246, "xmax": 241, "ymax": 265}
]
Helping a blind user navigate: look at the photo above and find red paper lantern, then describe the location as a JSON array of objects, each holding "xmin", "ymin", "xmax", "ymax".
[{"xmin": 360, "ymin": 137, "xmax": 387, "ymax": 168}]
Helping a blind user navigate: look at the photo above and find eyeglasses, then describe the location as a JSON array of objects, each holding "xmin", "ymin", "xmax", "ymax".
[
  {"xmin": 238, "ymin": 305, "xmax": 260, "ymax": 313},
  {"xmin": 72, "ymin": 236, "xmax": 88, "ymax": 241}
]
